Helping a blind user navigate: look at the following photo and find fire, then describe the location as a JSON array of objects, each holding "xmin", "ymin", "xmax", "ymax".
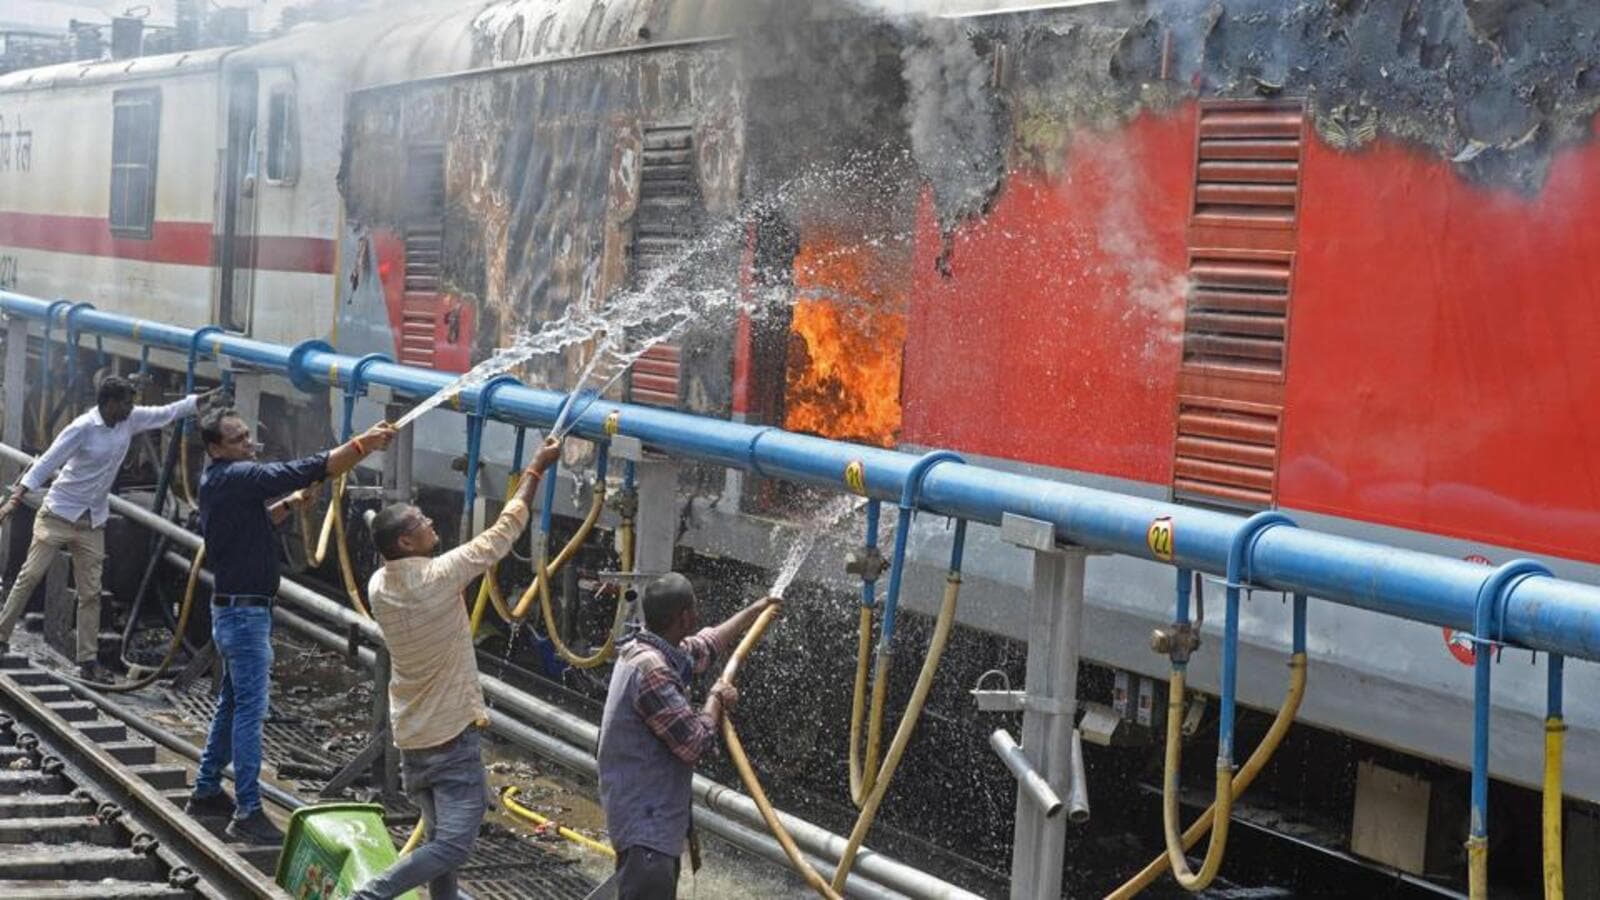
[{"xmin": 784, "ymin": 236, "xmax": 907, "ymax": 447}]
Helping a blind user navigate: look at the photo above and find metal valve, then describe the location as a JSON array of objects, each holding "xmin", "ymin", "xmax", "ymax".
[
  {"xmin": 608, "ymin": 486, "xmax": 639, "ymax": 519},
  {"xmin": 1151, "ymin": 622, "xmax": 1201, "ymax": 663},
  {"xmin": 844, "ymin": 545, "xmax": 888, "ymax": 580}
]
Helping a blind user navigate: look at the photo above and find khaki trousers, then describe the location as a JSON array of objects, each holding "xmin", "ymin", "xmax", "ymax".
[{"xmin": 0, "ymin": 510, "xmax": 104, "ymax": 662}]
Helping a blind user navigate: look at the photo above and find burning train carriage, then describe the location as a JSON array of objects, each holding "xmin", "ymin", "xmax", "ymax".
[
  {"xmin": 337, "ymin": 0, "xmax": 1600, "ymax": 886},
  {"xmin": 0, "ymin": 0, "xmax": 1596, "ymax": 889}
]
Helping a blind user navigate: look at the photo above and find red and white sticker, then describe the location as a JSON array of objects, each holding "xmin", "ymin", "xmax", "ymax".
[{"xmin": 1443, "ymin": 554, "xmax": 1493, "ymax": 665}]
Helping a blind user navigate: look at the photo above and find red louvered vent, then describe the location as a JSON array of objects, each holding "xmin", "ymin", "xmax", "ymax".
[
  {"xmin": 1193, "ymin": 101, "xmax": 1302, "ymax": 229},
  {"xmin": 398, "ymin": 144, "xmax": 448, "ymax": 369},
  {"xmin": 1184, "ymin": 249, "xmax": 1292, "ymax": 376},
  {"xmin": 1173, "ymin": 398, "xmax": 1280, "ymax": 509},
  {"xmin": 625, "ymin": 124, "xmax": 701, "ymax": 407},
  {"xmin": 1173, "ymin": 99, "xmax": 1304, "ymax": 510},
  {"xmin": 630, "ymin": 344, "xmax": 682, "ymax": 408}
]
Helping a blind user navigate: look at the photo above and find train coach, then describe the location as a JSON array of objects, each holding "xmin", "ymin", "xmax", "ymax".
[{"xmin": 2, "ymin": 0, "xmax": 1599, "ymax": 894}]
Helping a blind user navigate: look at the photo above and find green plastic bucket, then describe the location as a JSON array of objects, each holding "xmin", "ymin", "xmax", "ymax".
[{"xmin": 274, "ymin": 802, "xmax": 418, "ymax": 899}]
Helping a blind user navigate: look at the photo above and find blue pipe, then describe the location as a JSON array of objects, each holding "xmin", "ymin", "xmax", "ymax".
[
  {"xmin": 1549, "ymin": 653, "xmax": 1564, "ymax": 721},
  {"xmin": 340, "ymin": 353, "xmax": 393, "ymax": 441},
  {"xmin": 463, "ymin": 376, "xmax": 522, "ymax": 525},
  {"xmin": 539, "ymin": 398, "xmax": 570, "ymax": 543},
  {"xmin": 1470, "ymin": 559, "xmax": 1552, "ymax": 840},
  {"xmin": 880, "ymin": 451, "xmax": 964, "ymax": 652},
  {"xmin": 1292, "ymin": 593, "xmax": 1307, "ymax": 657},
  {"xmin": 1221, "ymin": 512, "xmax": 1296, "ymax": 763},
  {"xmin": 1173, "ymin": 567, "xmax": 1193, "ymax": 668},
  {"xmin": 862, "ymin": 500, "xmax": 882, "ymax": 609},
  {"xmin": 62, "ymin": 301, "xmax": 93, "ymax": 406},
  {"xmin": 38, "ymin": 299, "xmax": 70, "ymax": 435},
  {"xmin": 511, "ymin": 427, "xmax": 527, "ymax": 471},
  {"xmin": 7, "ymin": 290, "xmax": 1600, "ymax": 663}
]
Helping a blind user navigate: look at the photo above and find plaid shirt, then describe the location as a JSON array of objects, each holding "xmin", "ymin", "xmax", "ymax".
[{"xmin": 624, "ymin": 625, "xmax": 735, "ymax": 764}]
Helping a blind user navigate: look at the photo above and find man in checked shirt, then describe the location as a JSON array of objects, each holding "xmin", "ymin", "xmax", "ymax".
[{"xmin": 597, "ymin": 573, "xmax": 778, "ymax": 899}]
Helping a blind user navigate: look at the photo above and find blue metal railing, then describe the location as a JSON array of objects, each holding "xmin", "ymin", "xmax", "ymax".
[{"xmin": 4, "ymin": 289, "xmax": 1600, "ymax": 664}]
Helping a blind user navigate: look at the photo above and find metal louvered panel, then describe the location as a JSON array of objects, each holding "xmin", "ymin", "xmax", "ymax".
[
  {"xmin": 1183, "ymin": 250, "xmax": 1292, "ymax": 375},
  {"xmin": 1173, "ymin": 399, "xmax": 1280, "ymax": 509},
  {"xmin": 400, "ymin": 144, "xmax": 446, "ymax": 368},
  {"xmin": 1192, "ymin": 101, "xmax": 1303, "ymax": 229},
  {"xmin": 627, "ymin": 125, "xmax": 699, "ymax": 408},
  {"xmin": 1173, "ymin": 99, "xmax": 1304, "ymax": 510},
  {"xmin": 629, "ymin": 344, "xmax": 682, "ymax": 407}
]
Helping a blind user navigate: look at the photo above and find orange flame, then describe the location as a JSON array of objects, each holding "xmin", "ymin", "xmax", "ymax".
[{"xmin": 784, "ymin": 236, "xmax": 906, "ymax": 447}]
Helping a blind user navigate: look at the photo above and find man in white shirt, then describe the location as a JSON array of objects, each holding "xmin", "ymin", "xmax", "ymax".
[{"xmin": 0, "ymin": 375, "xmax": 213, "ymax": 676}]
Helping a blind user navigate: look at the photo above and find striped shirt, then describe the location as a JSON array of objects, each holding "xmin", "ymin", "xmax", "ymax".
[
  {"xmin": 368, "ymin": 498, "xmax": 529, "ymax": 750},
  {"xmin": 624, "ymin": 625, "xmax": 736, "ymax": 764}
]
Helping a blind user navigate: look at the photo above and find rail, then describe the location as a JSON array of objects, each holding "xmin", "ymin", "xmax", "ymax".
[{"xmin": 0, "ymin": 662, "xmax": 286, "ymax": 897}]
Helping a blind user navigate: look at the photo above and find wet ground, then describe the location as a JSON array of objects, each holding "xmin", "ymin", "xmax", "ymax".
[{"xmin": 28, "ymin": 620, "xmax": 815, "ymax": 899}]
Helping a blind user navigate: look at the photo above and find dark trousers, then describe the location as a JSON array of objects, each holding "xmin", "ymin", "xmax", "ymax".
[
  {"xmin": 350, "ymin": 727, "xmax": 486, "ymax": 900},
  {"xmin": 616, "ymin": 846, "xmax": 680, "ymax": 900}
]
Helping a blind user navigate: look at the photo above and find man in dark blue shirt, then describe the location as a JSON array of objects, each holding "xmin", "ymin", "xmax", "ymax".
[{"xmin": 185, "ymin": 406, "xmax": 396, "ymax": 843}]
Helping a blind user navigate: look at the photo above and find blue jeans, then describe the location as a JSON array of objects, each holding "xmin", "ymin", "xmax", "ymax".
[
  {"xmin": 194, "ymin": 606, "xmax": 273, "ymax": 817},
  {"xmin": 350, "ymin": 727, "xmax": 486, "ymax": 900}
]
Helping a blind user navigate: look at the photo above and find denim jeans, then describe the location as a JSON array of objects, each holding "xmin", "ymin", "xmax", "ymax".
[
  {"xmin": 194, "ymin": 606, "xmax": 274, "ymax": 817},
  {"xmin": 350, "ymin": 727, "xmax": 486, "ymax": 900}
]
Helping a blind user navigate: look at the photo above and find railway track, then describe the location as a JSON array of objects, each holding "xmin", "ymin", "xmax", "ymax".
[{"xmin": 0, "ymin": 652, "xmax": 286, "ymax": 899}]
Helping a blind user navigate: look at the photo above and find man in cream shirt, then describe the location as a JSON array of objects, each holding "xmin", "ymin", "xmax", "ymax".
[{"xmin": 349, "ymin": 438, "xmax": 560, "ymax": 900}]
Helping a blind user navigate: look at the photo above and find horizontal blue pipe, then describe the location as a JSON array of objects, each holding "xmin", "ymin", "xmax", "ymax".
[{"xmin": 7, "ymin": 289, "xmax": 1600, "ymax": 663}]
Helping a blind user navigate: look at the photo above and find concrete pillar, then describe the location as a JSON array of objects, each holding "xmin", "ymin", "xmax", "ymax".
[
  {"xmin": 1002, "ymin": 512, "xmax": 1088, "ymax": 900},
  {"xmin": 384, "ymin": 402, "xmax": 413, "ymax": 505},
  {"xmin": 609, "ymin": 435, "xmax": 676, "ymax": 578},
  {"xmin": 227, "ymin": 371, "xmax": 263, "ymax": 434}
]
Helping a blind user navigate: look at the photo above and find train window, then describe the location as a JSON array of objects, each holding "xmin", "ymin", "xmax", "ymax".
[
  {"xmin": 109, "ymin": 89, "xmax": 160, "ymax": 238},
  {"xmin": 265, "ymin": 89, "xmax": 298, "ymax": 184}
]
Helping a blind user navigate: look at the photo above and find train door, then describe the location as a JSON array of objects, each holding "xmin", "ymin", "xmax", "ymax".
[{"xmin": 217, "ymin": 69, "xmax": 258, "ymax": 332}]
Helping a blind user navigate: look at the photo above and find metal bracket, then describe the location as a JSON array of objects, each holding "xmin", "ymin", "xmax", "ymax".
[
  {"xmin": 1000, "ymin": 512, "xmax": 1056, "ymax": 553},
  {"xmin": 971, "ymin": 690, "xmax": 1070, "ymax": 716},
  {"xmin": 609, "ymin": 434, "xmax": 644, "ymax": 462}
]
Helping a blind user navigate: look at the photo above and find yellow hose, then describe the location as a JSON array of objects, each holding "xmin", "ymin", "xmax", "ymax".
[
  {"xmin": 830, "ymin": 573, "xmax": 961, "ymax": 893},
  {"xmin": 846, "ymin": 605, "xmax": 877, "ymax": 806},
  {"xmin": 73, "ymin": 548, "xmax": 207, "ymax": 693},
  {"xmin": 1158, "ymin": 668, "xmax": 1231, "ymax": 892},
  {"xmin": 534, "ymin": 487, "xmax": 629, "ymax": 668},
  {"xmin": 722, "ymin": 604, "xmax": 844, "ymax": 900},
  {"xmin": 1104, "ymin": 653, "xmax": 1306, "ymax": 899},
  {"xmin": 1545, "ymin": 716, "xmax": 1565, "ymax": 899},
  {"xmin": 296, "ymin": 475, "xmax": 371, "ymax": 617},
  {"xmin": 177, "ymin": 431, "xmax": 197, "ymax": 508},
  {"xmin": 507, "ymin": 484, "xmax": 606, "ymax": 620},
  {"xmin": 1468, "ymin": 835, "xmax": 1488, "ymax": 899},
  {"xmin": 501, "ymin": 786, "xmax": 616, "ymax": 858}
]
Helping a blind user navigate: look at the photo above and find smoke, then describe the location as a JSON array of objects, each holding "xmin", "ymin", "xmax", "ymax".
[{"xmin": 899, "ymin": 18, "xmax": 1006, "ymax": 227}]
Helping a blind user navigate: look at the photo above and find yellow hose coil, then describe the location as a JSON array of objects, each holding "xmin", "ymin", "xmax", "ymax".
[
  {"xmin": 1159, "ymin": 667, "xmax": 1231, "ymax": 892},
  {"xmin": 846, "ymin": 605, "xmax": 877, "ymax": 807},
  {"xmin": 501, "ymin": 786, "xmax": 616, "ymax": 858},
  {"xmin": 721, "ymin": 604, "xmax": 843, "ymax": 900},
  {"xmin": 1545, "ymin": 716, "xmax": 1565, "ymax": 900},
  {"xmin": 830, "ymin": 573, "xmax": 961, "ymax": 893},
  {"xmin": 1104, "ymin": 653, "xmax": 1306, "ymax": 899},
  {"xmin": 296, "ymin": 474, "xmax": 371, "ymax": 617},
  {"xmin": 73, "ymin": 548, "xmax": 208, "ymax": 693}
]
